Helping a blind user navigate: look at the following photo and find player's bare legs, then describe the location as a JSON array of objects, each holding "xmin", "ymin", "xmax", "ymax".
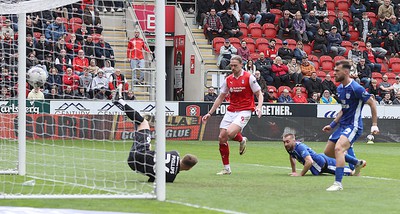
[
  {"xmin": 226, "ymin": 123, "xmax": 247, "ymax": 155},
  {"xmin": 324, "ymin": 141, "xmax": 336, "ymax": 158}
]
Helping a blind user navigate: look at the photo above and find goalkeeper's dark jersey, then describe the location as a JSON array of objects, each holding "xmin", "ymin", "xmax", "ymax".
[{"xmin": 127, "ymin": 129, "xmax": 181, "ymax": 182}]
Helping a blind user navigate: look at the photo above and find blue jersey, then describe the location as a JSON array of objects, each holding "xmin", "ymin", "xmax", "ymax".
[
  {"xmin": 336, "ymin": 80, "xmax": 371, "ymax": 129},
  {"xmin": 287, "ymin": 142, "xmax": 326, "ymax": 175}
]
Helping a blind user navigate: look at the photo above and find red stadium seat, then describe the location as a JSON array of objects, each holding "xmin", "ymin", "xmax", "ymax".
[
  {"xmin": 385, "ymin": 72, "xmax": 396, "ymax": 80},
  {"xmin": 270, "ymin": 9, "xmax": 282, "ymax": 25},
  {"xmin": 308, "ymin": 54, "xmax": 320, "ymax": 70},
  {"xmin": 342, "ymin": 11, "xmax": 352, "ymax": 24},
  {"xmin": 229, "ymin": 37, "xmax": 241, "ymax": 50},
  {"xmin": 274, "ymin": 38, "xmax": 283, "ymax": 50},
  {"xmin": 372, "ymin": 72, "xmax": 383, "ymax": 81},
  {"xmin": 389, "ymin": 58, "xmax": 400, "ymax": 70},
  {"xmin": 239, "ymin": 22, "xmax": 248, "ymax": 38},
  {"xmin": 320, "ymin": 55, "xmax": 334, "ymax": 72},
  {"xmin": 278, "ymin": 86, "xmax": 292, "ymax": 96},
  {"xmin": 333, "ymin": 55, "xmax": 346, "ymax": 64},
  {"xmin": 69, "ymin": 17, "xmax": 83, "ymax": 24},
  {"xmin": 336, "ymin": 0, "xmax": 350, "ymax": 12},
  {"xmin": 367, "ymin": 12, "xmax": 377, "ymax": 25},
  {"xmin": 213, "ymin": 37, "xmax": 225, "ymax": 54},
  {"xmin": 303, "ymin": 43, "xmax": 312, "ymax": 55},
  {"xmin": 340, "ymin": 41, "xmax": 352, "ymax": 57},
  {"xmin": 328, "ymin": 11, "xmax": 336, "ymax": 23},
  {"xmin": 256, "ymin": 38, "xmax": 269, "ymax": 53},
  {"xmin": 59, "ymin": 17, "xmax": 69, "ymax": 31},
  {"xmin": 326, "ymin": 0, "xmax": 336, "ymax": 11},
  {"xmin": 358, "ymin": 41, "xmax": 366, "ymax": 51},
  {"xmin": 316, "ymin": 70, "xmax": 327, "ymax": 78},
  {"xmin": 263, "ymin": 23, "xmax": 277, "ymax": 39},
  {"xmin": 64, "ymin": 33, "xmax": 71, "ymax": 42},
  {"xmin": 349, "ymin": 26, "xmax": 359, "ymax": 41},
  {"xmin": 250, "ymin": 52, "xmax": 260, "ymax": 60},
  {"xmin": 248, "ymin": 23, "xmax": 262, "ymax": 38},
  {"xmin": 242, "ymin": 37, "xmax": 256, "ymax": 53},
  {"xmin": 286, "ymin": 39, "xmax": 297, "ymax": 50}
]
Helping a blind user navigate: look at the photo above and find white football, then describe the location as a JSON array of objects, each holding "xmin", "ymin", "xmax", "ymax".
[
  {"xmin": 27, "ymin": 66, "xmax": 48, "ymax": 87},
  {"xmin": 366, "ymin": 134, "xmax": 374, "ymax": 141}
]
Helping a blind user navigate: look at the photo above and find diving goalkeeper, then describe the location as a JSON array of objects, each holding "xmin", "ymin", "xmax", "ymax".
[{"xmin": 113, "ymin": 87, "xmax": 198, "ymax": 182}]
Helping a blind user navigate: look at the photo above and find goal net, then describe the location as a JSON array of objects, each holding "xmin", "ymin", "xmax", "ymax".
[{"xmin": 0, "ymin": 0, "xmax": 165, "ymax": 199}]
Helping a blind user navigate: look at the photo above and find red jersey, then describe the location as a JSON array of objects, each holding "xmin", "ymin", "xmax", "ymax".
[
  {"xmin": 127, "ymin": 38, "xmax": 150, "ymax": 60},
  {"xmin": 265, "ymin": 46, "xmax": 277, "ymax": 59},
  {"xmin": 221, "ymin": 70, "xmax": 261, "ymax": 112}
]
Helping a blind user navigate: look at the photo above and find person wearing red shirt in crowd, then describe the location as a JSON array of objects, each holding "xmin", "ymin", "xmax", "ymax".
[
  {"xmin": 66, "ymin": 34, "xmax": 82, "ymax": 58},
  {"xmin": 202, "ymin": 55, "xmax": 263, "ymax": 175},
  {"xmin": 292, "ymin": 87, "xmax": 308, "ymax": 103},
  {"xmin": 109, "ymin": 69, "xmax": 129, "ymax": 98},
  {"xmin": 73, "ymin": 49, "xmax": 89, "ymax": 75},
  {"xmin": 362, "ymin": 42, "xmax": 384, "ymax": 73},
  {"xmin": 127, "ymin": 30, "xmax": 151, "ymax": 83},
  {"xmin": 265, "ymin": 39, "xmax": 278, "ymax": 60},
  {"xmin": 62, "ymin": 67, "xmax": 80, "ymax": 92},
  {"xmin": 271, "ymin": 56, "xmax": 290, "ymax": 88}
]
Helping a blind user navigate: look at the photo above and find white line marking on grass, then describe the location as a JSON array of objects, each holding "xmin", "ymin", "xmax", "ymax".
[
  {"xmin": 361, "ymin": 176, "xmax": 400, "ymax": 182},
  {"xmin": 167, "ymin": 200, "xmax": 246, "ymax": 214}
]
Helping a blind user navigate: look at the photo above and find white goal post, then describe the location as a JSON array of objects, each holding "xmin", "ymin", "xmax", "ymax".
[{"xmin": 0, "ymin": 0, "xmax": 165, "ymax": 200}]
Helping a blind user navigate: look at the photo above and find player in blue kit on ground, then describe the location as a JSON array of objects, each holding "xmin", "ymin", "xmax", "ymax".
[
  {"xmin": 282, "ymin": 133, "xmax": 354, "ymax": 176},
  {"xmin": 322, "ymin": 60, "xmax": 379, "ymax": 191}
]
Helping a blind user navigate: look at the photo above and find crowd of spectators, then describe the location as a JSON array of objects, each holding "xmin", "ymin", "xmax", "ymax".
[
  {"xmin": 0, "ymin": 0, "xmax": 139, "ymax": 101},
  {"xmin": 202, "ymin": 0, "xmax": 400, "ymax": 104}
]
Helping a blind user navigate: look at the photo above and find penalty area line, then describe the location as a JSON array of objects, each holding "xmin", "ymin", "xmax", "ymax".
[{"xmin": 167, "ymin": 200, "xmax": 246, "ymax": 214}]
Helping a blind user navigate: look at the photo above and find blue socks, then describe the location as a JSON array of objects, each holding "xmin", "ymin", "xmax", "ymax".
[{"xmin": 335, "ymin": 167, "xmax": 344, "ymax": 183}]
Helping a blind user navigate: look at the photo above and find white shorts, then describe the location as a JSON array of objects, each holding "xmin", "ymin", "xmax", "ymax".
[{"xmin": 219, "ymin": 110, "xmax": 252, "ymax": 130}]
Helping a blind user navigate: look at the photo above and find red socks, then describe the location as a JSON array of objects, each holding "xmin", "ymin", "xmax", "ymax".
[
  {"xmin": 219, "ymin": 142, "xmax": 230, "ymax": 165},
  {"xmin": 232, "ymin": 132, "xmax": 243, "ymax": 142}
]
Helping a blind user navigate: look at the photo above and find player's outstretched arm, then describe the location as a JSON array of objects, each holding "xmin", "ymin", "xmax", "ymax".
[
  {"xmin": 289, "ymin": 156, "xmax": 298, "ymax": 176},
  {"xmin": 202, "ymin": 92, "xmax": 227, "ymax": 123},
  {"xmin": 366, "ymin": 97, "xmax": 379, "ymax": 134},
  {"xmin": 300, "ymin": 155, "xmax": 313, "ymax": 176},
  {"xmin": 254, "ymin": 90, "xmax": 263, "ymax": 118}
]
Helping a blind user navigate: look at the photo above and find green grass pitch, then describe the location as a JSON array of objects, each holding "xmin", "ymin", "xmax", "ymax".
[{"xmin": 1, "ymin": 140, "xmax": 400, "ymax": 213}]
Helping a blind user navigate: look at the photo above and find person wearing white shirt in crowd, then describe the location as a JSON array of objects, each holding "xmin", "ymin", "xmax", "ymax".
[
  {"xmin": 27, "ymin": 87, "xmax": 44, "ymax": 100},
  {"xmin": 393, "ymin": 76, "xmax": 400, "ymax": 94}
]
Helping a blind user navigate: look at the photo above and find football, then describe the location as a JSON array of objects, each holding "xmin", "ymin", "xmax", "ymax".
[
  {"xmin": 366, "ymin": 134, "xmax": 374, "ymax": 144},
  {"xmin": 27, "ymin": 66, "xmax": 48, "ymax": 87}
]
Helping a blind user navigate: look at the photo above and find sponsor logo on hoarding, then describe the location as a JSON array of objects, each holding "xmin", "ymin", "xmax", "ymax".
[
  {"xmin": 186, "ymin": 105, "xmax": 200, "ymax": 116},
  {"xmin": 97, "ymin": 103, "xmax": 125, "ymax": 115},
  {"xmin": 0, "ymin": 100, "xmax": 47, "ymax": 114},
  {"xmin": 54, "ymin": 103, "xmax": 90, "ymax": 114},
  {"xmin": 140, "ymin": 104, "xmax": 175, "ymax": 115}
]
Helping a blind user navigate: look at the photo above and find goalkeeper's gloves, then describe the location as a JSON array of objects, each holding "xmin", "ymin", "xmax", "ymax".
[{"xmin": 371, "ymin": 125, "xmax": 379, "ymax": 134}]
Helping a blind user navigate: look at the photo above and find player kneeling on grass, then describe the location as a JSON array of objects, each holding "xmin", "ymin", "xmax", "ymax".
[
  {"xmin": 283, "ymin": 133, "xmax": 354, "ymax": 176},
  {"xmin": 113, "ymin": 87, "xmax": 198, "ymax": 182}
]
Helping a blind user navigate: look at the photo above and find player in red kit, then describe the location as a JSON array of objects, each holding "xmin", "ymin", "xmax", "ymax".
[{"xmin": 202, "ymin": 55, "xmax": 264, "ymax": 175}]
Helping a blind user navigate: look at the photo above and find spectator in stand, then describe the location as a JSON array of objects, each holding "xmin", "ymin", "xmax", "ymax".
[
  {"xmin": 102, "ymin": 60, "xmax": 115, "ymax": 78},
  {"xmin": 376, "ymin": 15, "xmax": 390, "ymax": 37},
  {"xmin": 305, "ymin": 11, "xmax": 320, "ymax": 42},
  {"xmin": 26, "ymin": 52, "xmax": 40, "ymax": 70},
  {"xmin": 322, "ymin": 73, "xmax": 337, "ymax": 95},
  {"xmin": 278, "ymin": 10, "xmax": 295, "ymax": 40},
  {"xmin": 349, "ymin": 60, "xmax": 360, "ymax": 83},
  {"xmin": 65, "ymin": 2, "xmax": 84, "ymax": 19},
  {"xmin": 278, "ymin": 88, "xmax": 294, "ymax": 103},
  {"xmin": 333, "ymin": 11, "xmax": 351, "ymax": 41},
  {"xmin": 351, "ymin": 0, "xmax": 367, "ymax": 32},
  {"xmin": 214, "ymin": 0, "xmax": 230, "ymax": 17},
  {"xmin": 0, "ymin": 87, "xmax": 11, "ymax": 100},
  {"xmin": 384, "ymin": 32, "xmax": 399, "ymax": 57},
  {"xmin": 26, "ymin": 34, "xmax": 36, "ymax": 58},
  {"xmin": 357, "ymin": 12, "xmax": 373, "ymax": 42},
  {"xmin": 392, "ymin": 90, "xmax": 400, "ymax": 104},
  {"xmin": 300, "ymin": 0, "xmax": 314, "ymax": 18},
  {"xmin": 203, "ymin": 8, "xmax": 224, "ymax": 44},
  {"xmin": 292, "ymin": 87, "xmax": 308, "ymax": 103},
  {"xmin": 83, "ymin": 4, "xmax": 103, "ymax": 34},
  {"xmin": 314, "ymin": 0, "xmax": 328, "ymax": 21},
  {"xmin": 35, "ymin": 34, "xmax": 52, "ymax": 61},
  {"xmin": 378, "ymin": 0, "xmax": 395, "ymax": 21},
  {"xmin": 348, "ymin": 42, "xmax": 363, "ymax": 65},
  {"xmin": 245, "ymin": 59, "xmax": 257, "ymax": 74},
  {"xmin": 75, "ymin": 24, "xmax": 89, "ymax": 43},
  {"xmin": 379, "ymin": 93, "xmax": 393, "ymax": 105},
  {"xmin": 0, "ymin": 67, "xmax": 17, "ymax": 97},
  {"xmin": 228, "ymin": 0, "xmax": 241, "ymax": 22},
  {"xmin": 270, "ymin": 0, "xmax": 284, "ymax": 9},
  {"xmin": 109, "ymin": 69, "xmax": 129, "ymax": 98},
  {"xmin": 83, "ymin": 35, "xmax": 96, "ymax": 59},
  {"xmin": 367, "ymin": 28, "xmax": 388, "ymax": 56},
  {"xmin": 241, "ymin": 0, "xmax": 260, "ymax": 25},
  {"xmin": 379, "ymin": 74, "xmax": 395, "ymax": 97},
  {"xmin": 320, "ymin": 90, "xmax": 337, "ymax": 104},
  {"xmin": 87, "ymin": 58, "xmax": 100, "ymax": 76},
  {"xmin": 393, "ymin": 76, "xmax": 400, "ymax": 94},
  {"xmin": 307, "ymin": 92, "xmax": 319, "ymax": 103},
  {"xmin": 217, "ymin": 39, "xmax": 237, "ymax": 69},
  {"xmin": 0, "ymin": 19, "xmax": 14, "ymax": 40},
  {"xmin": 265, "ymin": 39, "xmax": 278, "ymax": 60},
  {"xmin": 238, "ymin": 40, "xmax": 250, "ymax": 65},
  {"xmin": 293, "ymin": 41, "xmax": 307, "ymax": 63},
  {"xmin": 54, "ymin": 37, "xmax": 68, "ymax": 58},
  {"xmin": 95, "ymin": 35, "xmax": 115, "ymax": 67},
  {"xmin": 94, "ymin": 86, "xmax": 109, "ymax": 100},
  {"xmin": 288, "ymin": 58, "xmax": 303, "ymax": 86},
  {"xmin": 45, "ymin": 67, "xmax": 63, "ymax": 94},
  {"xmin": 369, "ymin": 78, "xmax": 382, "ymax": 102},
  {"xmin": 313, "ymin": 28, "xmax": 328, "ymax": 55},
  {"xmin": 55, "ymin": 49, "xmax": 72, "ymax": 73},
  {"xmin": 357, "ymin": 58, "xmax": 372, "ymax": 88},
  {"xmin": 305, "ymin": 71, "xmax": 323, "ymax": 98},
  {"xmin": 45, "ymin": 17, "xmax": 66, "ymax": 42},
  {"xmin": 63, "ymin": 67, "xmax": 80, "ymax": 92},
  {"xmin": 42, "ymin": 54, "xmax": 55, "ymax": 72},
  {"xmin": 1, "ymin": 32, "xmax": 17, "ymax": 67},
  {"xmin": 222, "ymin": 8, "xmax": 243, "ymax": 38},
  {"xmin": 282, "ymin": 0, "xmax": 304, "ymax": 18},
  {"xmin": 125, "ymin": 90, "xmax": 136, "ymax": 100},
  {"xmin": 63, "ymin": 85, "xmax": 76, "ymax": 99},
  {"xmin": 320, "ymin": 16, "xmax": 333, "ymax": 34},
  {"xmin": 204, "ymin": 87, "xmax": 218, "ymax": 101},
  {"xmin": 388, "ymin": 15, "xmax": 400, "ymax": 36},
  {"xmin": 327, "ymin": 26, "xmax": 346, "ymax": 56},
  {"xmin": 73, "ymin": 49, "xmax": 89, "ymax": 75},
  {"xmin": 278, "ymin": 40, "xmax": 294, "ymax": 63},
  {"xmin": 271, "ymin": 56, "xmax": 290, "ymax": 88},
  {"xmin": 75, "ymin": 86, "xmax": 90, "ymax": 99},
  {"xmin": 127, "ymin": 30, "xmax": 151, "ymax": 83},
  {"xmin": 45, "ymin": 85, "xmax": 61, "ymax": 99},
  {"xmin": 79, "ymin": 69, "xmax": 93, "ymax": 98},
  {"xmin": 91, "ymin": 70, "xmax": 109, "ymax": 96},
  {"xmin": 293, "ymin": 11, "xmax": 309, "ymax": 43},
  {"xmin": 196, "ymin": 0, "xmax": 214, "ymax": 28},
  {"xmin": 265, "ymin": 88, "xmax": 278, "ymax": 103},
  {"xmin": 27, "ymin": 87, "xmax": 44, "ymax": 100},
  {"xmin": 257, "ymin": 0, "xmax": 276, "ymax": 25},
  {"xmin": 254, "ymin": 70, "xmax": 268, "ymax": 101},
  {"xmin": 363, "ymin": 42, "xmax": 384, "ymax": 73},
  {"xmin": 66, "ymin": 34, "xmax": 82, "ymax": 59},
  {"xmin": 364, "ymin": 0, "xmax": 379, "ymax": 14},
  {"xmin": 255, "ymin": 52, "xmax": 274, "ymax": 85},
  {"xmin": 26, "ymin": 17, "xmax": 40, "ymax": 38},
  {"xmin": 300, "ymin": 56, "xmax": 315, "ymax": 84}
]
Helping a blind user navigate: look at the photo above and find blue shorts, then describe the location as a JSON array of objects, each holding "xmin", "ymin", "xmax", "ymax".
[
  {"xmin": 328, "ymin": 125, "xmax": 362, "ymax": 145},
  {"xmin": 320, "ymin": 154, "xmax": 353, "ymax": 176}
]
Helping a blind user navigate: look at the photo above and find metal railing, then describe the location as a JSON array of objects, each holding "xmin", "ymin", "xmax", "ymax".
[
  {"xmin": 204, "ymin": 69, "xmax": 231, "ymax": 93},
  {"xmin": 131, "ymin": 67, "xmax": 156, "ymax": 100}
]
